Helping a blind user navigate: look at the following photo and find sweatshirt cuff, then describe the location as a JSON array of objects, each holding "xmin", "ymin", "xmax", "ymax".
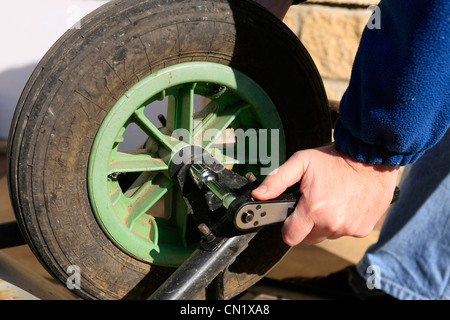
[{"xmin": 333, "ymin": 119, "xmax": 424, "ymax": 167}]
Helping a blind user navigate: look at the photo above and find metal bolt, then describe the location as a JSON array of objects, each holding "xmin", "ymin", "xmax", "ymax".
[
  {"xmin": 241, "ymin": 210, "xmax": 254, "ymax": 224},
  {"xmin": 198, "ymin": 223, "xmax": 216, "ymax": 243},
  {"xmin": 245, "ymin": 172, "xmax": 257, "ymax": 182}
]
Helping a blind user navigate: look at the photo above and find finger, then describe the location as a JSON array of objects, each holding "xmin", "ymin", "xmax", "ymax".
[
  {"xmin": 300, "ymin": 209, "xmax": 345, "ymax": 244},
  {"xmin": 302, "ymin": 230, "xmax": 331, "ymax": 245},
  {"xmin": 252, "ymin": 152, "xmax": 307, "ymax": 200},
  {"xmin": 281, "ymin": 199, "xmax": 314, "ymax": 246}
]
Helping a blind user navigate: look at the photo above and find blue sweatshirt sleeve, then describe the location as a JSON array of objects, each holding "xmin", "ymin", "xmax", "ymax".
[{"xmin": 333, "ymin": 0, "xmax": 450, "ymax": 167}]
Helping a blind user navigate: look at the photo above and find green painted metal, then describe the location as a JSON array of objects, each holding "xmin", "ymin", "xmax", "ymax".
[{"xmin": 88, "ymin": 62, "xmax": 285, "ymax": 266}]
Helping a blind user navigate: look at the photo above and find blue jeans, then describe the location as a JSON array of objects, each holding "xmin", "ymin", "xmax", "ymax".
[{"xmin": 357, "ymin": 128, "xmax": 450, "ymax": 300}]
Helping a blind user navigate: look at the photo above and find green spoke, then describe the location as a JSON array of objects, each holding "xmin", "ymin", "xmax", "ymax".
[
  {"xmin": 197, "ymin": 101, "xmax": 250, "ymax": 149},
  {"xmin": 133, "ymin": 107, "xmax": 174, "ymax": 151},
  {"xmin": 193, "ymin": 99, "xmax": 217, "ymax": 122},
  {"xmin": 124, "ymin": 173, "xmax": 173, "ymax": 230},
  {"xmin": 164, "ymin": 187, "xmax": 188, "ymax": 247},
  {"xmin": 208, "ymin": 133, "xmax": 272, "ymax": 167},
  {"xmin": 192, "ymin": 100, "xmax": 217, "ymax": 144},
  {"xmin": 166, "ymin": 83, "xmax": 197, "ymax": 143},
  {"xmin": 108, "ymin": 151, "xmax": 168, "ymax": 175},
  {"xmin": 122, "ymin": 172, "xmax": 152, "ymax": 198},
  {"xmin": 209, "ymin": 147, "xmax": 241, "ymax": 166}
]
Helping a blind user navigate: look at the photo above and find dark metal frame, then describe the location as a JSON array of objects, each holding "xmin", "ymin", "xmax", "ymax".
[{"xmin": 0, "ymin": 221, "xmax": 25, "ymax": 250}]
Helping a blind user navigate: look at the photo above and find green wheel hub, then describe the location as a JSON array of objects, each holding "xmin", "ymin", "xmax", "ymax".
[{"xmin": 88, "ymin": 62, "xmax": 285, "ymax": 266}]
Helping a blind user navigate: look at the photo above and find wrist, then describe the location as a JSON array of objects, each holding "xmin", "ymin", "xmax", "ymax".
[{"xmin": 333, "ymin": 144, "xmax": 401, "ymax": 176}]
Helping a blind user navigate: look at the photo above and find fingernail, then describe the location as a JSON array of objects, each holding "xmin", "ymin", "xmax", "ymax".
[{"xmin": 254, "ymin": 185, "xmax": 267, "ymax": 194}]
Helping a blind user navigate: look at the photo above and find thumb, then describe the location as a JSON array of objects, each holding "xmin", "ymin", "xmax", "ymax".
[{"xmin": 252, "ymin": 151, "xmax": 307, "ymax": 200}]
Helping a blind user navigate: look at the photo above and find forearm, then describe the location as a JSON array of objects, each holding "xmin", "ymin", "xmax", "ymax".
[{"xmin": 335, "ymin": 0, "xmax": 450, "ymax": 166}]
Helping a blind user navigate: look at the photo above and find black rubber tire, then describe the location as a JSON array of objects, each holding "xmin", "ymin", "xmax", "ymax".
[{"xmin": 7, "ymin": 0, "xmax": 331, "ymax": 300}]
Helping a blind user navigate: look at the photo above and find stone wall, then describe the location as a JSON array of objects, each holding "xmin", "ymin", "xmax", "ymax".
[{"xmin": 283, "ymin": 0, "xmax": 377, "ymax": 101}]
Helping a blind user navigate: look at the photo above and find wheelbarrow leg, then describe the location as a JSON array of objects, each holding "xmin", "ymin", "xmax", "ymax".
[
  {"xmin": 148, "ymin": 232, "xmax": 257, "ymax": 300},
  {"xmin": 0, "ymin": 221, "xmax": 26, "ymax": 249}
]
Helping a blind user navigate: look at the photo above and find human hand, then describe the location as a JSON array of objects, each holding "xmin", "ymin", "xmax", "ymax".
[{"xmin": 251, "ymin": 144, "xmax": 400, "ymax": 246}]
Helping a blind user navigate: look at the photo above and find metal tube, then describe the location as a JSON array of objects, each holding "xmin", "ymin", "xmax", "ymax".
[
  {"xmin": 189, "ymin": 164, "xmax": 237, "ymax": 208},
  {"xmin": 148, "ymin": 232, "xmax": 257, "ymax": 300}
]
